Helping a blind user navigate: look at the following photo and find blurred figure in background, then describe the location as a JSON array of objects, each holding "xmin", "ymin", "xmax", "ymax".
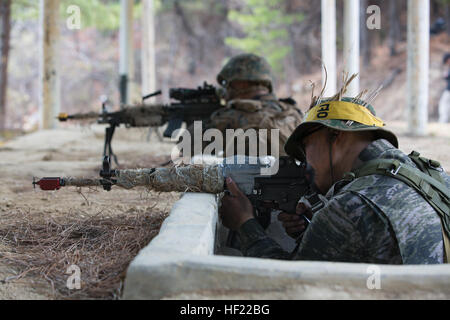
[
  {"xmin": 430, "ymin": 17, "xmax": 446, "ymax": 35},
  {"xmin": 439, "ymin": 53, "xmax": 450, "ymax": 123}
]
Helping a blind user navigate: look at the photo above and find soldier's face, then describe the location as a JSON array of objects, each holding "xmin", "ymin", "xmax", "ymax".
[
  {"xmin": 301, "ymin": 128, "xmax": 334, "ymax": 194},
  {"xmin": 226, "ymin": 81, "xmax": 268, "ymax": 99}
]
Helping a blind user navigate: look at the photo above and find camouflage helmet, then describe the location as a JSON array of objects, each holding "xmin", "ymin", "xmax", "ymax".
[
  {"xmin": 284, "ymin": 97, "xmax": 399, "ymax": 162},
  {"xmin": 217, "ymin": 53, "xmax": 275, "ymax": 92}
]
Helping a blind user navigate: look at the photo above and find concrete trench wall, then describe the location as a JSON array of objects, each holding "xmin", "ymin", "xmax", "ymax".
[{"xmin": 122, "ymin": 192, "xmax": 450, "ymax": 300}]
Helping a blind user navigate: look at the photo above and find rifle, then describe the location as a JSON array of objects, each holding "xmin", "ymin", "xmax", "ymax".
[
  {"xmin": 58, "ymin": 82, "xmax": 224, "ymax": 166},
  {"xmin": 33, "ymin": 156, "xmax": 320, "ymax": 232}
]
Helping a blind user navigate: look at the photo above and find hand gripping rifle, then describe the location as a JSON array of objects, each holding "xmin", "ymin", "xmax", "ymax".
[
  {"xmin": 33, "ymin": 156, "xmax": 322, "ymax": 232},
  {"xmin": 57, "ymin": 82, "xmax": 224, "ymax": 166}
]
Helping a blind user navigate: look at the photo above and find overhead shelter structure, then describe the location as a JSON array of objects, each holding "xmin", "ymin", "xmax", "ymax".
[
  {"xmin": 343, "ymin": 0, "xmax": 360, "ymax": 96},
  {"xmin": 321, "ymin": 0, "xmax": 337, "ymax": 96},
  {"xmin": 119, "ymin": 0, "xmax": 156, "ymax": 106},
  {"xmin": 321, "ymin": 0, "xmax": 360, "ymax": 97},
  {"xmin": 407, "ymin": 0, "xmax": 429, "ymax": 136},
  {"xmin": 39, "ymin": 0, "xmax": 60, "ymax": 130},
  {"xmin": 141, "ymin": 0, "xmax": 156, "ymax": 97},
  {"xmin": 321, "ymin": 0, "xmax": 430, "ymax": 136}
]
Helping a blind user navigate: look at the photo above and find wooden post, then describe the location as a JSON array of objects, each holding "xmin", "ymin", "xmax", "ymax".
[
  {"xmin": 40, "ymin": 0, "xmax": 60, "ymax": 130},
  {"xmin": 321, "ymin": 0, "xmax": 336, "ymax": 96},
  {"xmin": 407, "ymin": 0, "xmax": 429, "ymax": 136},
  {"xmin": 141, "ymin": 0, "xmax": 156, "ymax": 96},
  {"xmin": 119, "ymin": 0, "xmax": 134, "ymax": 106},
  {"xmin": 343, "ymin": 0, "xmax": 360, "ymax": 96}
]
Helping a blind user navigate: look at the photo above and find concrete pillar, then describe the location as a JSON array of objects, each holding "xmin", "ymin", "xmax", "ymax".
[
  {"xmin": 141, "ymin": 0, "xmax": 156, "ymax": 96},
  {"xmin": 39, "ymin": 0, "xmax": 60, "ymax": 130},
  {"xmin": 321, "ymin": 0, "xmax": 337, "ymax": 96},
  {"xmin": 119, "ymin": 0, "xmax": 134, "ymax": 105},
  {"xmin": 343, "ymin": 0, "xmax": 360, "ymax": 96},
  {"xmin": 407, "ymin": 0, "xmax": 429, "ymax": 135}
]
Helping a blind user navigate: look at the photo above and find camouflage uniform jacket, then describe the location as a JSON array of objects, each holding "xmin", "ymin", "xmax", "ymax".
[
  {"xmin": 188, "ymin": 93, "xmax": 303, "ymax": 157},
  {"xmin": 237, "ymin": 139, "xmax": 449, "ymax": 264}
]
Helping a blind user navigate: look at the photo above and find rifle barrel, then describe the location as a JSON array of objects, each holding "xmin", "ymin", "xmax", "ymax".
[
  {"xmin": 57, "ymin": 112, "xmax": 101, "ymax": 121},
  {"xmin": 34, "ymin": 166, "xmax": 225, "ymax": 194}
]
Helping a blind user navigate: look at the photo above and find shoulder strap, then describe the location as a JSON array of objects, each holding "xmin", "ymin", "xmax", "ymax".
[
  {"xmin": 352, "ymin": 157, "xmax": 450, "ymax": 263},
  {"xmin": 408, "ymin": 150, "xmax": 445, "ymax": 184}
]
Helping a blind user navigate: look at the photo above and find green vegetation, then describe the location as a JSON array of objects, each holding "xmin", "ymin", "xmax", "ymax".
[
  {"xmin": 225, "ymin": 0, "xmax": 303, "ymax": 75},
  {"xmin": 11, "ymin": 0, "xmax": 147, "ymax": 31}
]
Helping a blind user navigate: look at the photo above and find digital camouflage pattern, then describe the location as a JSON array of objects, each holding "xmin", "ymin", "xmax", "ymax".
[
  {"xmin": 186, "ymin": 93, "xmax": 303, "ymax": 157},
  {"xmin": 216, "ymin": 53, "xmax": 275, "ymax": 92},
  {"xmin": 238, "ymin": 139, "xmax": 449, "ymax": 264}
]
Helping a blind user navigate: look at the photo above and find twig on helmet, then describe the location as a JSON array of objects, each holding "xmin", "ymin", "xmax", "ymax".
[{"xmin": 364, "ymin": 85, "xmax": 384, "ymax": 107}]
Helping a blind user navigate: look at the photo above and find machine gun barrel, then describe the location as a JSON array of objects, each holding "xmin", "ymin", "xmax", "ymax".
[
  {"xmin": 56, "ymin": 82, "xmax": 223, "ymax": 167},
  {"xmin": 57, "ymin": 112, "xmax": 101, "ymax": 122}
]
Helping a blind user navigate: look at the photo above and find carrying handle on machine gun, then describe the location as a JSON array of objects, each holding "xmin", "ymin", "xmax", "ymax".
[{"xmin": 142, "ymin": 90, "xmax": 162, "ymax": 103}]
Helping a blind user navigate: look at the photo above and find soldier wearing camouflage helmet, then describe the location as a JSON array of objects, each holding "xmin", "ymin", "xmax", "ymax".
[
  {"xmin": 185, "ymin": 53, "xmax": 303, "ymax": 158},
  {"xmin": 216, "ymin": 53, "xmax": 275, "ymax": 98},
  {"xmin": 219, "ymin": 75, "xmax": 450, "ymax": 264}
]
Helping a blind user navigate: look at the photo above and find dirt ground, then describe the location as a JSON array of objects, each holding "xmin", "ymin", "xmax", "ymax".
[
  {"xmin": 0, "ymin": 121, "xmax": 449, "ymax": 300},
  {"xmin": 0, "ymin": 125, "xmax": 181, "ymax": 299}
]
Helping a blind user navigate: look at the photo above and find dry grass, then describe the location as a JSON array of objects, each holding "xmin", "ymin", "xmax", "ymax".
[{"xmin": 0, "ymin": 207, "xmax": 168, "ymax": 300}]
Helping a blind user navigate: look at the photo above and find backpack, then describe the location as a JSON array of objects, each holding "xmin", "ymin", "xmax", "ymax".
[{"xmin": 350, "ymin": 151, "xmax": 450, "ymax": 263}]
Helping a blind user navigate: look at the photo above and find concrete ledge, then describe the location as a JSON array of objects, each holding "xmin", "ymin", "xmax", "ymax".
[
  {"xmin": 123, "ymin": 192, "xmax": 450, "ymax": 300},
  {"xmin": 124, "ymin": 254, "xmax": 450, "ymax": 299},
  {"xmin": 146, "ymin": 193, "xmax": 218, "ymax": 256}
]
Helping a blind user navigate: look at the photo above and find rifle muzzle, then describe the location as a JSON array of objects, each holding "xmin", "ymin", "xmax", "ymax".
[{"xmin": 57, "ymin": 113, "xmax": 69, "ymax": 121}]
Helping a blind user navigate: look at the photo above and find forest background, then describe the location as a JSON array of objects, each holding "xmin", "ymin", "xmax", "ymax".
[{"xmin": 2, "ymin": 0, "xmax": 450, "ymax": 132}]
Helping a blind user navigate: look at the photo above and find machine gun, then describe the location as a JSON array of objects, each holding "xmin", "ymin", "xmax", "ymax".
[
  {"xmin": 58, "ymin": 82, "xmax": 224, "ymax": 166},
  {"xmin": 33, "ymin": 156, "xmax": 321, "ymax": 231}
]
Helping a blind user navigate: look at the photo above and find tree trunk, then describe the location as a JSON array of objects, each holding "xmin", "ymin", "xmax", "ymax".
[
  {"xmin": 388, "ymin": 0, "xmax": 400, "ymax": 56},
  {"xmin": 0, "ymin": 0, "xmax": 11, "ymax": 132}
]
